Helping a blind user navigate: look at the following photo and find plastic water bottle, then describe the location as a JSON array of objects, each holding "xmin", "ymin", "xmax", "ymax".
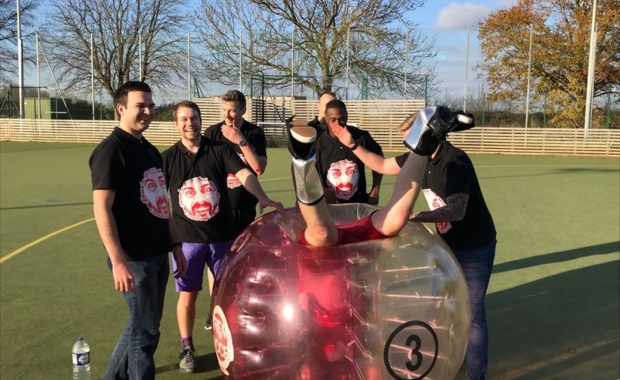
[{"xmin": 72, "ymin": 336, "xmax": 91, "ymax": 380}]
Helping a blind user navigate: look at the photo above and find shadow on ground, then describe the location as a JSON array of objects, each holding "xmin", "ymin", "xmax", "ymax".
[
  {"xmin": 493, "ymin": 241, "xmax": 619, "ymax": 274},
  {"xmin": 484, "ymin": 257, "xmax": 619, "ymax": 379}
]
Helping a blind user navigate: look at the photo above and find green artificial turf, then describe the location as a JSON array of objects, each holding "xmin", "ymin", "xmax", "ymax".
[{"xmin": 1, "ymin": 141, "xmax": 618, "ymax": 379}]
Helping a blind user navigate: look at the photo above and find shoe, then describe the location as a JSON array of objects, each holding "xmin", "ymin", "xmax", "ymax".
[
  {"xmin": 179, "ymin": 345, "xmax": 196, "ymax": 373},
  {"xmin": 287, "ymin": 121, "xmax": 317, "ymax": 161},
  {"xmin": 204, "ymin": 313, "xmax": 212, "ymax": 330}
]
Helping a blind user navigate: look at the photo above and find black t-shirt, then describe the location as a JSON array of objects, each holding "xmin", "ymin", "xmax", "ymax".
[
  {"xmin": 315, "ymin": 126, "xmax": 383, "ymax": 203},
  {"xmin": 203, "ymin": 120, "xmax": 267, "ymax": 209},
  {"xmin": 396, "ymin": 142, "xmax": 496, "ymax": 250},
  {"xmin": 89, "ymin": 127, "xmax": 172, "ymax": 260},
  {"xmin": 162, "ymin": 138, "xmax": 247, "ymax": 244}
]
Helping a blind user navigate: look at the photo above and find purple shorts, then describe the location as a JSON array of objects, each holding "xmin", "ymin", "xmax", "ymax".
[{"xmin": 173, "ymin": 241, "xmax": 233, "ymax": 292}]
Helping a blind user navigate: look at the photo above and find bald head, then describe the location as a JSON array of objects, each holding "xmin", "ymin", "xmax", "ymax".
[{"xmin": 317, "ymin": 91, "xmax": 337, "ymax": 120}]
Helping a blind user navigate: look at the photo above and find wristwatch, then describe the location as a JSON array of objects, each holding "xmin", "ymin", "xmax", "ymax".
[{"xmin": 238, "ymin": 138, "xmax": 249, "ymax": 147}]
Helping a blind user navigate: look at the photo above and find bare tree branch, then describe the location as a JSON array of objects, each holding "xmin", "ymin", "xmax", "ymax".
[
  {"xmin": 193, "ymin": 0, "xmax": 437, "ymax": 98},
  {"xmin": 40, "ymin": 0, "xmax": 189, "ymax": 99},
  {"xmin": 0, "ymin": 0, "xmax": 38, "ymax": 82}
]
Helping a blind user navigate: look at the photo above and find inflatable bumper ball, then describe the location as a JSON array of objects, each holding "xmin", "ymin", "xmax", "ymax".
[{"xmin": 212, "ymin": 203, "xmax": 470, "ymax": 380}]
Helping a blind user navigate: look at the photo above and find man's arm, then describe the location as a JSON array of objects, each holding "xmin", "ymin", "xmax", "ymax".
[
  {"xmin": 92, "ymin": 189, "xmax": 135, "ymax": 292},
  {"xmin": 336, "ymin": 126, "xmax": 401, "ymax": 175},
  {"xmin": 363, "ymin": 133, "xmax": 384, "ymax": 205},
  {"xmin": 221, "ymin": 125, "xmax": 267, "ymax": 175},
  {"xmin": 371, "ymin": 152, "xmax": 427, "ymax": 236},
  {"xmin": 236, "ymin": 168, "xmax": 284, "ymax": 213},
  {"xmin": 411, "ymin": 193, "xmax": 469, "ymax": 223}
]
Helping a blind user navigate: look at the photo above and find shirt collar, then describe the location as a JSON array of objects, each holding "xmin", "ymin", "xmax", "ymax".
[
  {"xmin": 430, "ymin": 141, "xmax": 448, "ymax": 165},
  {"xmin": 113, "ymin": 127, "xmax": 142, "ymax": 144}
]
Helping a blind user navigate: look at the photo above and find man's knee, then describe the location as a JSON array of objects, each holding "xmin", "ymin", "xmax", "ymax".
[
  {"xmin": 305, "ymin": 225, "xmax": 338, "ymax": 246},
  {"xmin": 178, "ymin": 290, "xmax": 199, "ymax": 306}
]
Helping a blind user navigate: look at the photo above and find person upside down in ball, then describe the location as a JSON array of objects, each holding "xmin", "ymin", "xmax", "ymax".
[
  {"xmin": 288, "ymin": 100, "xmax": 474, "ymax": 248},
  {"xmin": 287, "ymin": 100, "xmax": 474, "ymax": 379}
]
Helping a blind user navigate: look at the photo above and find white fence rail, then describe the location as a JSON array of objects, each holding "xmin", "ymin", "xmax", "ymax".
[{"xmin": 1, "ymin": 118, "xmax": 618, "ymax": 157}]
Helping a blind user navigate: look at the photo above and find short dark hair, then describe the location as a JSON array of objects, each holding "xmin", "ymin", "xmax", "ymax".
[
  {"xmin": 173, "ymin": 100, "xmax": 202, "ymax": 121},
  {"xmin": 221, "ymin": 90, "xmax": 246, "ymax": 108},
  {"xmin": 113, "ymin": 81, "xmax": 152, "ymax": 107},
  {"xmin": 325, "ymin": 99, "xmax": 347, "ymax": 113}
]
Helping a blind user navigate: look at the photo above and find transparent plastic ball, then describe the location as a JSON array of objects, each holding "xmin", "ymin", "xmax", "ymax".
[{"xmin": 212, "ymin": 204, "xmax": 470, "ymax": 380}]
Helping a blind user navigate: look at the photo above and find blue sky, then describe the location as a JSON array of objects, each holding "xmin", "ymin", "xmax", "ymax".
[
  {"xmin": 402, "ymin": 0, "xmax": 519, "ymax": 100},
  {"xmin": 23, "ymin": 0, "xmax": 519, "ymax": 104},
  {"xmin": 411, "ymin": 0, "xmax": 518, "ymax": 28}
]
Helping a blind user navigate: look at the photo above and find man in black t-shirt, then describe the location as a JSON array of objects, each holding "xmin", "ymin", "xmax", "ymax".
[
  {"xmin": 203, "ymin": 90, "xmax": 268, "ymax": 233},
  {"xmin": 315, "ymin": 99, "xmax": 384, "ymax": 205},
  {"xmin": 163, "ymin": 101, "xmax": 283, "ymax": 374},
  {"xmin": 335, "ymin": 107, "xmax": 496, "ymax": 380},
  {"xmin": 89, "ymin": 81, "xmax": 187, "ymax": 380}
]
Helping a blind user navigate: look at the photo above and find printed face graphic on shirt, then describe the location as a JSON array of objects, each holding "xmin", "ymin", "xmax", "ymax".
[
  {"xmin": 178, "ymin": 176, "xmax": 220, "ymax": 221},
  {"xmin": 227, "ymin": 153, "xmax": 246, "ymax": 189},
  {"xmin": 140, "ymin": 168, "xmax": 169, "ymax": 219},
  {"xmin": 326, "ymin": 159, "xmax": 359, "ymax": 200},
  {"xmin": 422, "ymin": 188, "xmax": 452, "ymax": 234}
]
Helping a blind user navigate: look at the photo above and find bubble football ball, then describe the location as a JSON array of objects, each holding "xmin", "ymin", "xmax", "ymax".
[{"xmin": 212, "ymin": 204, "xmax": 470, "ymax": 380}]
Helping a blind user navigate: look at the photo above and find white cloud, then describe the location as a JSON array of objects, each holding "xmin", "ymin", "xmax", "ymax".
[
  {"xmin": 495, "ymin": 0, "xmax": 518, "ymax": 6},
  {"xmin": 436, "ymin": 3, "xmax": 491, "ymax": 28}
]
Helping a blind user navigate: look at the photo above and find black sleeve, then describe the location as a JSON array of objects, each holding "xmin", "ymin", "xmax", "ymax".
[
  {"xmin": 247, "ymin": 127, "xmax": 267, "ymax": 158},
  {"xmin": 89, "ymin": 141, "xmax": 124, "ymax": 191},
  {"xmin": 203, "ymin": 123, "xmax": 220, "ymax": 138},
  {"xmin": 394, "ymin": 152, "xmax": 410, "ymax": 168},
  {"xmin": 444, "ymin": 159, "xmax": 471, "ymax": 197},
  {"xmin": 360, "ymin": 131, "xmax": 383, "ymax": 157},
  {"xmin": 161, "ymin": 147, "xmax": 172, "ymax": 187}
]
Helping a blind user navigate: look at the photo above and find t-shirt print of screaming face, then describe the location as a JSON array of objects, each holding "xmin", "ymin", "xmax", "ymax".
[
  {"xmin": 326, "ymin": 159, "xmax": 359, "ymax": 200},
  {"xmin": 178, "ymin": 176, "xmax": 221, "ymax": 222},
  {"xmin": 140, "ymin": 167, "xmax": 170, "ymax": 219}
]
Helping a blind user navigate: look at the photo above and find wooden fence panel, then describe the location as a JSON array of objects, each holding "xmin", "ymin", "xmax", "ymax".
[{"xmin": 2, "ymin": 109, "xmax": 619, "ymax": 157}]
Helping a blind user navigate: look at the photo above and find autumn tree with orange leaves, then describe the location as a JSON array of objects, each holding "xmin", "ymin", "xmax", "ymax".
[{"xmin": 477, "ymin": 0, "xmax": 620, "ymax": 128}]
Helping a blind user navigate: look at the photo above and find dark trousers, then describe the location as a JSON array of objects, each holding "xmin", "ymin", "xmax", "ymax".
[{"xmin": 453, "ymin": 239, "xmax": 497, "ymax": 380}]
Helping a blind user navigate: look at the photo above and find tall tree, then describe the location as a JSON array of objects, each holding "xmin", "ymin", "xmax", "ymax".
[
  {"xmin": 40, "ymin": 0, "xmax": 189, "ymax": 100},
  {"xmin": 0, "ymin": 0, "xmax": 38, "ymax": 82},
  {"xmin": 477, "ymin": 0, "xmax": 620, "ymax": 128},
  {"xmin": 193, "ymin": 0, "xmax": 436, "ymax": 98}
]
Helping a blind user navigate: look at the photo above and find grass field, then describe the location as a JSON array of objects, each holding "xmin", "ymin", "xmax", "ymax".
[{"xmin": 1, "ymin": 141, "xmax": 618, "ymax": 380}]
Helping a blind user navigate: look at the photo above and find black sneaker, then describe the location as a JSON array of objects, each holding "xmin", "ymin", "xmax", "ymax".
[
  {"xmin": 179, "ymin": 345, "xmax": 196, "ymax": 373},
  {"xmin": 204, "ymin": 313, "xmax": 213, "ymax": 330},
  {"xmin": 287, "ymin": 121, "xmax": 317, "ymax": 161}
]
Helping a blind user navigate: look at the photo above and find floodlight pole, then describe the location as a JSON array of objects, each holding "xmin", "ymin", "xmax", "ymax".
[
  {"xmin": 291, "ymin": 27, "xmax": 295, "ymax": 99},
  {"xmin": 463, "ymin": 25, "xmax": 470, "ymax": 112},
  {"xmin": 187, "ymin": 32, "xmax": 191, "ymax": 100},
  {"xmin": 139, "ymin": 33, "xmax": 142, "ymax": 81},
  {"xmin": 584, "ymin": 0, "xmax": 598, "ymax": 129},
  {"xmin": 404, "ymin": 27, "xmax": 408, "ymax": 94},
  {"xmin": 36, "ymin": 33, "xmax": 41, "ymax": 119},
  {"xmin": 345, "ymin": 27, "xmax": 350, "ymax": 100},
  {"xmin": 91, "ymin": 33, "xmax": 95, "ymax": 120},
  {"xmin": 525, "ymin": 24, "xmax": 533, "ymax": 128},
  {"xmin": 239, "ymin": 31, "xmax": 242, "ymax": 90},
  {"xmin": 17, "ymin": 0, "xmax": 24, "ymax": 118}
]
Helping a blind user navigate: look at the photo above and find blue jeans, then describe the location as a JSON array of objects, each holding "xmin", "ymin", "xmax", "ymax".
[
  {"xmin": 104, "ymin": 253, "xmax": 169, "ymax": 380},
  {"xmin": 452, "ymin": 239, "xmax": 496, "ymax": 380}
]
